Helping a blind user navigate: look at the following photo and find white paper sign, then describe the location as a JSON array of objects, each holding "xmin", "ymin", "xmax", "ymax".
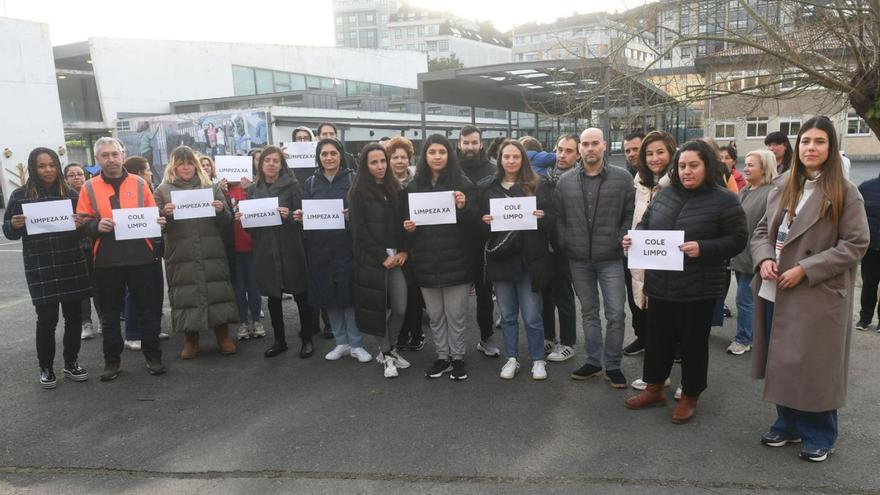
[
  {"xmin": 215, "ymin": 155, "xmax": 253, "ymax": 182},
  {"xmin": 285, "ymin": 141, "xmax": 318, "ymax": 169},
  {"xmin": 627, "ymin": 230, "xmax": 685, "ymax": 271},
  {"xmin": 302, "ymin": 199, "xmax": 345, "ymax": 230},
  {"xmin": 170, "ymin": 188, "xmax": 215, "ymax": 220},
  {"xmin": 22, "ymin": 199, "xmax": 76, "ymax": 235},
  {"xmin": 112, "ymin": 207, "xmax": 161, "ymax": 240},
  {"xmin": 238, "ymin": 197, "xmax": 281, "ymax": 228},
  {"xmin": 489, "ymin": 196, "xmax": 538, "ymax": 232},
  {"xmin": 408, "ymin": 191, "xmax": 457, "ymax": 226}
]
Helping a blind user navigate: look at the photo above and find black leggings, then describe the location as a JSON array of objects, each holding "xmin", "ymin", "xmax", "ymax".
[
  {"xmin": 267, "ymin": 292, "xmax": 316, "ymax": 344},
  {"xmin": 643, "ymin": 298, "xmax": 715, "ymax": 397},
  {"xmin": 35, "ymin": 301, "xmax": 82, "ymax": 369}
]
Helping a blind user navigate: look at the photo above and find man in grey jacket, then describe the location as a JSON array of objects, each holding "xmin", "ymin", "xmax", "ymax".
[{"xmin": 553, "ymin": 128, "xmax": 634, "ymax": 388}]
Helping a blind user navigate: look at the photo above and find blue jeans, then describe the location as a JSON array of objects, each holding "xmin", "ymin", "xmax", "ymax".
[
  {"xmin": 734, "ymin": 271, "xmax": 755, "ymax": 345},
  {"xmin": 327, "ymin": 307, "xmax": 363, "ymax": 348},
  {"xmin": 569, "ymin": 259, "xmax": 626, "ymax": 371},
  {"xmin": 233, "ymin": 251, "xmax": 262, "ymax": 323},
  {"xmin": 772, "ymin": 406, "xmax": 838, "ymax": 451},
  {"xmin": 495, "ymin": 271, "xmax": 545, "ymax": 361}
]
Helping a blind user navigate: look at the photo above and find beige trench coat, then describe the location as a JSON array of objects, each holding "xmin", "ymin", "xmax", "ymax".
[
  {"xmin": 750, "ymin": 177, "xmax": 868, "ymax": 412},
  {"xmin": 629, "ymin": 173, "xmax": 670, "ymax": 309}
]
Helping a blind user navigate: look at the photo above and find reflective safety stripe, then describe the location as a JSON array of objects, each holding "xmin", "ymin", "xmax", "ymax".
[
  {"xmin": 83, "ymin": 181, "xmax": 100, "ymax": 219},
  {"xmin": 135, "ymin": 176, "xmax": 145, "ymax": 207}
]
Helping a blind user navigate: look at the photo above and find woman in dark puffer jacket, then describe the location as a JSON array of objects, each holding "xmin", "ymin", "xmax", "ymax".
[{"xmin": 622, "ymin": 140, "xmax": 747, "ymax": 424}]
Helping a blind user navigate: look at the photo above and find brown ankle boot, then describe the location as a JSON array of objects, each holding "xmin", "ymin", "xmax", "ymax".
[
  {"xmin": 180, "ymin": 332, "xmax": 200, "ymax": 359},
  {"xmin": 215, "ymin": 326, "xmax": 237, "ymax": 355},
  {"xmin": 624, "ymin": 382, "xmax": 667, "ymax": 409},
  {"xmin": 671, "ymin": 394, "xmax": 698, "ymax": 424}
]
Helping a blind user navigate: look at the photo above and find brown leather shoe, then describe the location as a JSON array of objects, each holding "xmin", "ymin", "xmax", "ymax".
[
  {"xmin": 215, "ymin": 326, "xmax": 237, "ymax": 355},
  {"xmin": 624, "ymin": 382, "xmax": 667, "ymax": 409},
  {"xmin": 671, "ymin": 394, "xmax": 698, "ymax": 423},
  {"xmin": 180, "ymin": 332, "xmax": 200, "ymax": 360}
]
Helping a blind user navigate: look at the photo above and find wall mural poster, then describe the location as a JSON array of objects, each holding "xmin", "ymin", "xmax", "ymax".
[{"xmin": 116, "ymin": 110, "xmax": 269, "ymax": 182}]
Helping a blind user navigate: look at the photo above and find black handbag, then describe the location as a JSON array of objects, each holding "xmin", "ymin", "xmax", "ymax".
[{"xmin": 484, "ymin": 230, "xmax": 523, "ymax": 259}]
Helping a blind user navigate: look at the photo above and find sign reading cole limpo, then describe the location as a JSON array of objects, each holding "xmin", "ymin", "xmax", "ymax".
[
  {"xmin": 21, "ymin": 199, "xmax": 76, "ymax": 235},
  {"xmin": 489, "ymin": 197, "xmax": 538, "ymax": 232},
  {"xmin": 112, "ymin": 207, "xmax": 161, "ymax": 240},
  {"xmin": 626, "ymin": 230, "xmax": 685, "ymax": 271}
]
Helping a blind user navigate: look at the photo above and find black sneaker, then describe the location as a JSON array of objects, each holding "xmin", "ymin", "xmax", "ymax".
[
  {"xmin": 799, "ymin": 446, "xmax": 833, "ymax": 462},
  {"xmin": 855, "ymin": 319, "xmax": 871, "ymax": 331},
  {"xmin": 100, "ymin": 361, "xmax": 121, "ymax": 382},
  {"xmin": 605, "ymin": 369, "xmax": 627, "ymax": 388},
  {"xmin": 760, "ymin": 430, "xmax": 802, "ymax": 448},
  {"xmin": 63, "ymin": 362, "xmax": 88, "ymax": 382},
  {"xmin": 449, "ymin": 359, "xmax": 468, "ymax": 381},
  {"xmin": 425, "ymin": 359, "xmax": 452, "ymax": 379},
  {"xmin": 570, "ymin": 363, "xmax": 603, "ymax": 380},
  {"xmin": 409, "ymin": 335, "xmax": 426, "ymax": 351},
  {"xmin": 145, "ymin": 359, "xmax": 167, "ymax": 376},
  {"xmin": 623, "ymin": 339, "xmax": 645, "ymax": 356},
  {"xmin": 40, "ymin": 368, "xmax": 57, "ymax": 389}
]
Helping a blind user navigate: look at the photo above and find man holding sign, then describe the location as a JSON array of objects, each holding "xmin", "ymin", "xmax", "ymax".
[
  {"xmin": 554, "ymin": 128, "xmax": 634, "ymax": 389},
  {"xmin": 76, "ymin": 137, "xmax": 167, "ymax": 381}
]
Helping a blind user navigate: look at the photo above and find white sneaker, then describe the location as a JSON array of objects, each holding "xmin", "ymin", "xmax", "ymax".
[
  {"xmin": 674, "ymin": 384, "xmax": 683, "ymax": 400},
  {"xmin": 158, "ymin": 332, "xmax": 170, "ymax": 340},
  {"xmin": 350, "ymin": 347, "xmax": 373, "ymax": 363},
  {"xmin": 632, "ymin": 377, "xmax": 673, "ymax": 390},
  {"xmin": 81, "ymin": 321, "xmax": 95, "ymax": 340},
  {"xmin": 500, "ymin": 357, "xmax": 520, "ymax": 379},
  {"xmin": 124, "ymin": 340, "xmax": 141, "ymax": 351},
  {"xmin": 477, "ymin": 337, "xmax": 501, "ymax": 357},
  {"xmin": 381, "ymin": 354, "xmax": 399, "ymax": 378},
  {"xmin": 389, "ymin": 349, "xmax": 411, "ymax": 369},
  {"xmin": 325, "ymin": 344, "xmax": 351, "ymax": 361},
  {"xmin": 543, "ymin": 339, "xmax": 555, "ymax": 355},
  {"xmin": 547, "ymin": 344, "xmax": 575, "ymax": 362},
  {"xmin": 236, "ymin": 323, "xmax": 250, "ymax": 341},
  {"xmin": 726, "ymin": 341, "xmax": 752, "ymax": 355},
  {"xmin": 531, "ymin": 360, "xmax": 548, "ymax": 380},
  {"xmin": 252, "ymin": 321, "xmax": 266, "ymax": 338}
]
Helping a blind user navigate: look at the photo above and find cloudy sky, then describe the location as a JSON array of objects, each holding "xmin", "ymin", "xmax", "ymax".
[{"xmin": 1, "ymin": 0, "xmax": 642, "ymax": 46}]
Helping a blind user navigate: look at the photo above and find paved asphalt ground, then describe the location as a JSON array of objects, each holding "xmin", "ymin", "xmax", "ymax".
[{"xmin": 1, "ymin": 162, "xmax": 879, "ymax": 494}]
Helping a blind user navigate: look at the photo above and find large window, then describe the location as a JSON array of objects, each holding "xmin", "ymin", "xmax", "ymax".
[
  {"xmin": 232, "ymin": 66, "xmax": 256, "ymax": 96},
  {"xmin": 715, "ymin": 122, "xmax": 736, "ymax": 139},
  {"xmin": 746, "ymin": 117, "xmax": 768, "ymax": 138},
  {"xmin": 848, "ymin": 114, "xmax": 872, "ymax": 135},
  {"xmin": 779, "ymin": 119, "xmax": 801, "ymax": 137},
  {"xmin": 255, "ymin": 69, "xmax": 274, "ymax": 94}
]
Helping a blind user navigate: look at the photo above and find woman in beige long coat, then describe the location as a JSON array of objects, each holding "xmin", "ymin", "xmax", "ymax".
[
  {"xmin": 155, "ymin": 146, "xmax": 239, "ymax": 359},
  {"xmin": 750, "ymin": 116, "xmax": 868, "ymax": 462}
]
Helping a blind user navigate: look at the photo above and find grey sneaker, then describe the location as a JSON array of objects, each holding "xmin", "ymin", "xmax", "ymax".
[
  {"xmin": 236, "ymin": 323, "xmax": 251, "ymax": 341},
  {"xmin": 477, "ymin": 338, "xmax": 501, "ymax": 357},
  {"xmin": 726, "ymin": 341, "xmax": 752, "ymax": 355}
]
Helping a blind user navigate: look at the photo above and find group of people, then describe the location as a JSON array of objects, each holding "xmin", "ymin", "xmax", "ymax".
[{"xmin": 4, "ymin": 116, "xmax": 869, "ymax": 463}]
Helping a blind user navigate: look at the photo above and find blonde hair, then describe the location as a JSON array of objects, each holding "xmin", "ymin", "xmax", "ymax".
[
  {"xmin": 199, "ymin": 155, "xmax": 216, "ymax": 179},
  {"xmin": 745, "ymin": 150, "xmax": 779, "ymax": 186},
  {"xmin": 164, "ymin": 146, "xmax": 212, "ymax": 187}
]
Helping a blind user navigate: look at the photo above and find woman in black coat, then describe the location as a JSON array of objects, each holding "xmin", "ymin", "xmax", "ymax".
[
  {"xmin": 401, "ymin": 134, "xmax": 479, "ymax": 381},
  {"xmin": 350, "ymin": 143, "xmax": 410, "ymax": 378},
  {"xmin": 3, "ymin": 148, "xmax": 91, "ymax": 388},
  {"xmin": 239, "ymin": 146, "xmax": 316, "ymax": 359},
  {"xmin": 622, "ymin": 140, "xmax": 747, "ymax": 423},
  {"xmin": 479, "ymin": 139, "xmax": 553, "ymax": 381},
  {"xmin": 294, "ymin": 138, "xmax": 372, "ymax": 364}
]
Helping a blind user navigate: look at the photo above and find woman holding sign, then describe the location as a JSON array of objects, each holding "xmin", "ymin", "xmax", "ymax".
[
  {"xmin": 350, "ymin": 143, "xmax": 410, "ymax": 377},
  {"xmin": 401, "ymin": 134, "xmax": 478, "ymax": 381},
  {"xmin": 479, "ymin": 139, "xmax": 553, "ymax": 381},
  {"xmin": 750, "ymin": 116, "xmax": 868, "ymax": 462},
  {"xmin": 154, "ymin": 146, "xmax": 239, "ymax": 359},
  {"xmin": 294, "ymin": 138, "xmax": 372, "ymax": 363},
  {"xmin": 3, "ymin": 147, "xmax": 91, "ymax": 388},
  {"xmin": 241, "ymin": 145, "xmax": 316, "ymax": 359},
  {"xmin": 622, "ymin": 140, "xmax": 747, "ymax": 423}
]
